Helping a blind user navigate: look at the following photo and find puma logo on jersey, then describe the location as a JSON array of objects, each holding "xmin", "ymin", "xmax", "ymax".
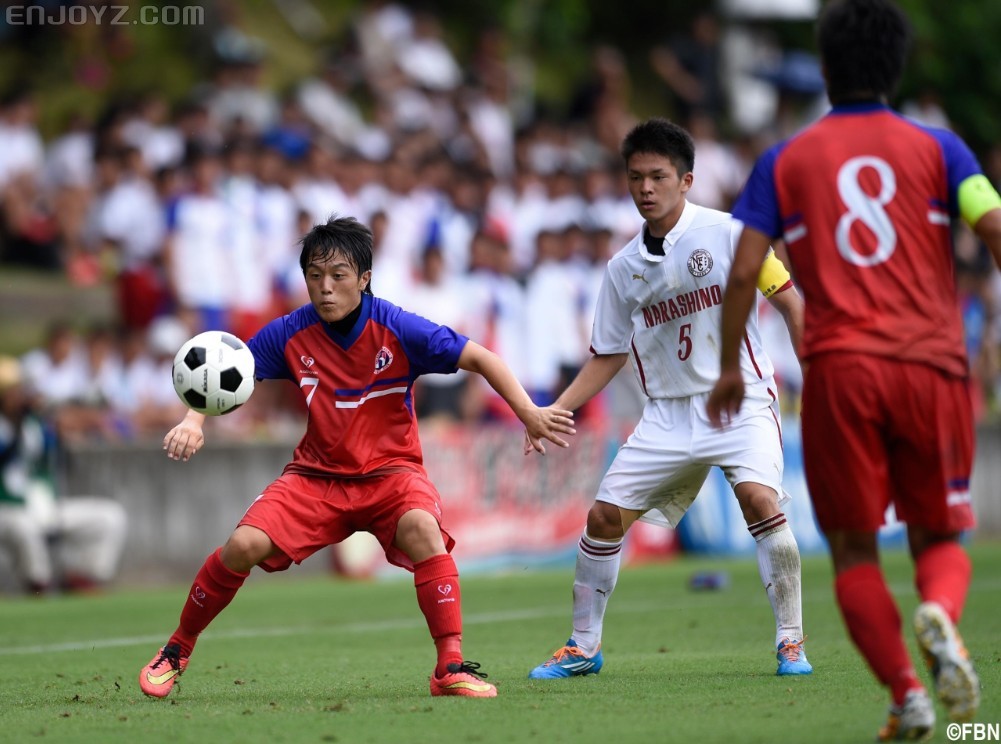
[{"xmin": 632, "ymin": 271, "xmax": 649, "ymax": 284}]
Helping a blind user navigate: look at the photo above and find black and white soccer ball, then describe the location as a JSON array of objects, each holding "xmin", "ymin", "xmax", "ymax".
[{"xmin": 172, "ymin": 331, "xmax": 255, "ymax": 415}]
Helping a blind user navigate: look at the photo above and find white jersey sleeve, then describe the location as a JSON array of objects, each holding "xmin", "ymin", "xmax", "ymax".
[{"xmin": 589, "ymin": 265, "xmax": 633, "ymax": 355}]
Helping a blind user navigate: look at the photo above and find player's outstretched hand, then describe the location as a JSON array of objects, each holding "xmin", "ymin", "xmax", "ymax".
[
  {"xmin": 163, "ymin": 411, "xmax": 206, "ymax": 462},
  {"xmin": 522, "ymin": 406, "xmax": 576, "ymax": 456},
  {"xmin": 706, "ymin": 370, "xmax": 745, "ymax": 429}
]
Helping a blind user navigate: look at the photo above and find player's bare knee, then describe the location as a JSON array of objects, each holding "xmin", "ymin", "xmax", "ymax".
[
  {"xmin": 221, "ymin": 527, "xmax": 273, "ymax": 572},
  {"xmin": 394, "ymin": 509, "xmax": 446, "ymax": 562},
  {"xmin": 586, "ymin": 501, "xmax": 625, "ymax": 540},
  {"xmin": 734, "ymin": 483, "xmax": 780, "ymax": 525}
]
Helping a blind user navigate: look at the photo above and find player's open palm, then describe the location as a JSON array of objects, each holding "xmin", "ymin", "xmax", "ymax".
[
  {"xmin": 522, "ymin": 406, "xmax": 576, "ymax": 455},
  {"xmin": 163, "ymin": 417, "xmax": 205, "ymax": 462},
  {"xmin": 707, "ymin": 370, "xmax": 745, "ymax": 429}
]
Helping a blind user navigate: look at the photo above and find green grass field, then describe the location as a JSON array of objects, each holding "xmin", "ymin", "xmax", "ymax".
[{"xmin": 1, "ymin": 544, "xmax": 998, "ymax": 744}]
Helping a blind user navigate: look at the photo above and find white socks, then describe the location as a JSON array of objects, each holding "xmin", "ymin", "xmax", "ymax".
[
  {"xmin": 570, "ymin": 531, "xmax": 623, "ymax": 656},
  {"xmin": 749, "ymin": 513, "xmax": 804, "ymax": 647}
]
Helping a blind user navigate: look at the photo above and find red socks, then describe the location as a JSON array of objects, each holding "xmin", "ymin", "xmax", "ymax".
[
  {"xmin": 170, "ymin": 548, "xmax": 249, "ymax": 657},
  {"xmin": 915, "ymin": 541, "xmax": 971, "ymax": 623},
  {"xmin": 835, "ymin": 563, "xmax": 922, "ymax": 705},
  {"xmin": 414, "ymin": 554, "xmax": 463, "ymax": 677}
]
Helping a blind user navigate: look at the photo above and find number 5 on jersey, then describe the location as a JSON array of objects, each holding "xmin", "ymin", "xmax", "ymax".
[{"xmin": 678, "ymin": 323, "xmax": 693, "ymax": 361}]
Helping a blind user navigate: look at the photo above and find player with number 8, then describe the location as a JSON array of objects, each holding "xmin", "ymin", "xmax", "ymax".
[{"xmin": 707, "ymin": 0, "xmax": 1001, "ymax": 739}]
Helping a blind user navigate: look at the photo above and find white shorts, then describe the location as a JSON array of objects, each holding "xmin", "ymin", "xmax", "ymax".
[{"xmin": 596, "ymin": 390, "xmax": 787, "ymax": 528}]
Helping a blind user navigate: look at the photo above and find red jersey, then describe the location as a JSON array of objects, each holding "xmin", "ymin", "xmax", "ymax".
[
  {"xmin": 733, "ymin": 103, "xmax": 985, "ymax": 377},
  {"xmin": 249, "ymin": 293, "xmax": 468, "ymax": 478}
]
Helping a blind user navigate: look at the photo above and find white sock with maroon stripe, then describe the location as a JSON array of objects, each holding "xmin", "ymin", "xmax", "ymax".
[
  {"xmin": 748, "ymin": 513, "xmax": 804, "ymax": 647},
  {"xmin": 570, "ymin": 531, "xmax": 623, "ymax": 656}
]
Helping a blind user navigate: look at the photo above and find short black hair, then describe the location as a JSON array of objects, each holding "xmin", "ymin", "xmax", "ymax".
[
  {"xmin": 816, "ymin": 0, "xmax": 911, "ymax": 104},
  {"xmin": 621, "ymin": 118, "xmax": 695, "ymax": 176},
  {"xmin": 299, "ymin": 215, "xmax": 374, "ymax": 295}
]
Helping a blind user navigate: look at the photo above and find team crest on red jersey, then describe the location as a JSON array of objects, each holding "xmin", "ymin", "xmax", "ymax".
[
  {"xmin": 687, "ymin": 249, "xmax": 713, "ymax": 277},
  {"xmin": 374, "ymin": 346, "xmax": 394, "ymax": 374}
]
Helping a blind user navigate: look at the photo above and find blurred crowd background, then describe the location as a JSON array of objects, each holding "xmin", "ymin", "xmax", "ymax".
[{"xmin": 1, "ymin": 0, "xmax": 1001, "ymax": 591}]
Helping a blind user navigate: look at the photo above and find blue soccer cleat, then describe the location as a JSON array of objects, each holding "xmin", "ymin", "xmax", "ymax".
[
  {"xmin": 528, "ymin": 639, "xmax": 603, "ymax": 679},
  {"xmin": 776, "ymin": 637, "xmax": 813, "ymax": 675}
]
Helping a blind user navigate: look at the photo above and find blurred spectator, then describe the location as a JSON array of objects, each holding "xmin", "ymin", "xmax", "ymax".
[
  {"xmin": 0, "ymin": 356, "xmax": 127, "ymax": 594},
  {"xmin": 524, "ymin": 227, "xmax": 590, "ymax": 405},
  {"xmin": 163, "ymin": 145, "xmax": 232, "ymax": 332},
  {"xmin": 294, "ymin": 142, "xmax": 349, "ymax": 228},
  {"xmin": 369, "ymin": 208, "xmax": 412, "ymax": 305},
  {"xmin": 650, "ymin": 11, "xmax": 727, "ymax": 123},
  {"xmin": 122, "ymin": 93, "xmax": 186, "ymax": 171},
  {"xmin": 901, "ymin": 89, "xmax": 951, "ymax": 130},
  {"xmin": 0, "ymin": 87, "xmax": 59, "ymax": 270},
  {"xmin": 954, "ymin": 229, "xmax": 1000, "ymax": 422},
  {"xmin": 750, "ymin": 50, "xmax": 828, "ymax": 145},
  {"xmin": 354, "ymin": 0, "xmax": 415, "ymax": 81},
  {"xmin": 408, "ymin": 247, "xmax": 470, "ymax": 423},
  {"xmin": 462, "ymin": 225, "xmax": 527, "ymax": 421},
  {"xmin": 261, "ymin": 93, "xmax": 314, "ymax": 162},
  {"xmin": 433, "ymin": 165, "xmax": 486, "ymax": 277},
  {"xmin": 396, "ymin": 12, "xmax": 462, "ymax": 93},
  {"xmin": 20, "ymin": 322, "xmax": 122, "ymax": 441},
  {"xmin": 569, "ymin": 45, "xmax": 636, "ymax": 155},
  {"xmin": 86, "ymin": 145, "xmax": 168, "ymax": 329},
  {"xmin": 221, "ymin": 139, "xmax": 272, "ymax": 341},
  {"xmin": 684, "ymin": 110, "xmax": 746, "ymax": 212},
  {"xmin": 0, "ymin": 87, "xmax": 45, "ymax": 192},
  {"xmin": 298, "ymin": 55, "xmax": 368, "ymax": 150},
  {"xmin": 255, "ymin": 144, "xmax": 300, "ymax": 310},
  {"xmin": 20, "ymin": 321, "xmax": 89, "ymax": 410},
  {"xmin": 43, "ymin": 111, "xmax": 94, "ymax": 267},
  {"xmin": 203, "ymin": 51, "xmax": 279, "ymax": 135}
]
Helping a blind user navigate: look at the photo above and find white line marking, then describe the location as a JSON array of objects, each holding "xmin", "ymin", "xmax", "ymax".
[{"xmin": 4, "ymin": 575, "xmax": 998, "ymax": 657}]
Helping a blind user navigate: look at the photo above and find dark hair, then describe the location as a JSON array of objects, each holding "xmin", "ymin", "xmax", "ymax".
[
  {"xmin": 816, "ymin": 0, "xmax": 911, "ymax": 104},
  {"xmin": 299, "ymin": 215, "xmax": 374, "ymax": 295},
  {"xmin": 621, "ymin": 118, "xmax": 695, "ymax": 176}
]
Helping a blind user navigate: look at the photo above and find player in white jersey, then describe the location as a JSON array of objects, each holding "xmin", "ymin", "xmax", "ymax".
[{"xmin": 528, "ymin": 118, "xmax": 812, "ymax": 679}]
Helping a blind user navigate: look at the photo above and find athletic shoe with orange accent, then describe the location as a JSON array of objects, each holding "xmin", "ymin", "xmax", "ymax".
[
  {"xmin": 139, "ymin": 643, "xmax": 189, "ymax": 698},
  {"xmin": 528, "ymin": 639, "xmax": 603, "ymax": 679},
  {"xmin": 914, "ymin": 601, "xmax": 980, "ymax": 722},
  {"xmin": 776, "ymin": 637, "xmax": 813, "ymax": 675},
  {"xmin": 429, "ymin": 661, "xmax": 497, "ymax": 698},
  {"xmin": 877, "ymin": 689, "xmax": 934, "ymax": 742}
]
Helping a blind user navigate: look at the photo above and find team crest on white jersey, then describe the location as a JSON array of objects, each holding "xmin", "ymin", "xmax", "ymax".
[
  {"xmin": 687, "ymin": 249, "xmax": 713, "ymax": 277},
  {"xmin": 374, "ymin": 346, "xmax": 394, "ymax": 374}
]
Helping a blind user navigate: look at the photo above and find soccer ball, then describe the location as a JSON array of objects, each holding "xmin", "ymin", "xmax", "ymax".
[{"xmin": 171, "ymin": 331, "xmax": 255, "ymax": 415}]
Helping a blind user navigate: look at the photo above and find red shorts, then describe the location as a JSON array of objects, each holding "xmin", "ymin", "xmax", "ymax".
[
  {"xmin": 801, "ymin": 353, "xmax": 975, "ymax": 533},
  {"xmin": 238, "ymin": 470, "xmax": 454, "ymax": 573}
]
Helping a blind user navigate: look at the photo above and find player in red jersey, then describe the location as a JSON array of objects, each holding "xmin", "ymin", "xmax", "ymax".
[
  {"xmin": 138, "ymin": 216, "xmax": 575, "ymax": 700},
  {"xmin": 708, "ymin": 0, "xmax": 1001, "ymax": 739}
]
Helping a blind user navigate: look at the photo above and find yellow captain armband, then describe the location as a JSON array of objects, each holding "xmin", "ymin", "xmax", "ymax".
[
  {"xmin": 756, "ymin": 250, "xmax": 792, "ymax": 299},
  {"xmin": 958, "ymin": 174, "xmax": 1001, "ymax": 227}
]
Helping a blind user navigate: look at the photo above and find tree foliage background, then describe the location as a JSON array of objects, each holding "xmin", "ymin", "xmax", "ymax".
[{"xmin": 1, "ymin": 0, "xmax": 998, "ymax": 157}]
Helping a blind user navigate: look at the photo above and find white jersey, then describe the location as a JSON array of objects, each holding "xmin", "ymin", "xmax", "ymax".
[{"xmin": 590, "ymin": 201, "xmax": 775, "ymax": 400}]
